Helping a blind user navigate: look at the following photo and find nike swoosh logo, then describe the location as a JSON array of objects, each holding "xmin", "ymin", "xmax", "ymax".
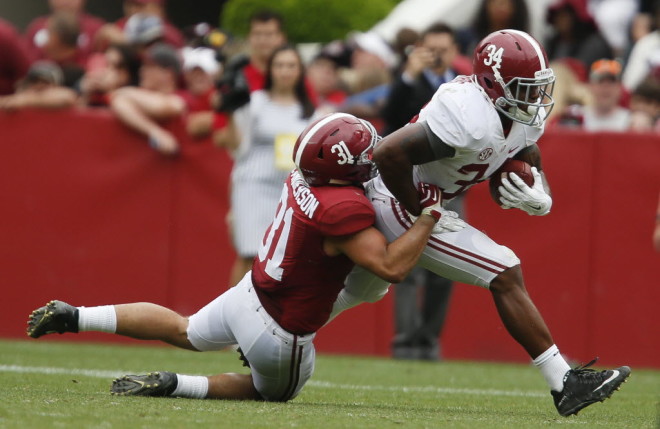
[
  {"xmin": 527, "ymin": 204, "xmax": 542, "ymax": 211},
  {"xmin": 593, "ymin": 370, "xmax": 619, "ymax": 392},
  {"xmin": 508, "ymin": 147, "xmax": 520, "ymax": 153}
]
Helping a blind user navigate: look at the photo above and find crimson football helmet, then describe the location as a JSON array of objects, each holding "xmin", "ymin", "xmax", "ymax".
[
  {"xmin": 293, "ymin": 113, "xmax": 379, "ymax": 186},
  {"xmin": 473, "ymin": 29, "xmax": 555, "ymax": 126}
]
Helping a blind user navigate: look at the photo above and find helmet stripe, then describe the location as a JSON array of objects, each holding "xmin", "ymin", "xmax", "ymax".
[
  {"xmin": 505, "ymin": 29, "xmax": 546, "ymax": 70},
  {"xmin": 294, "ymin": 113, "xmax": 354, "ymax": 167}
]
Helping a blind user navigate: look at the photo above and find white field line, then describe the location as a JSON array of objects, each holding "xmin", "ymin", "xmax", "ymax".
[{"xmin": 0, "ymin": 364, "xmax": 547, "ymax": 398}]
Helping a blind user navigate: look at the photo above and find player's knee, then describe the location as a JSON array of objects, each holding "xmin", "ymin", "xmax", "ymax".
[{"xmin": 489, "ymin": 265, "xmax": 524, "ymax": 294}]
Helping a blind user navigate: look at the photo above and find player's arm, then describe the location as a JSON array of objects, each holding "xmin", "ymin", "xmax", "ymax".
[
  {"xmin": 373, "ymin": 122, "xmax": 454, "ymax": 216},
  {"xmin": 326, "ymin": 215, "xmax": 436, "ymax": 284},
  {"xmin": 512, "ymin": 143, "xmax": 551, "ymax": 196}
]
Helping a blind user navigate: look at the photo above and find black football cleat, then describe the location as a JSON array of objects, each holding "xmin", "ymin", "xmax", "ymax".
[
  {"xmin": 27, "ymin": 300, "xmax": 79, "ymax": 338},
  {"xmin": 552, "ymin": 358, "xmax": 631, "ymax": 416},
  {"xmin": 111, "ymin": 372, "xmax": 177, "ymax": 397}
]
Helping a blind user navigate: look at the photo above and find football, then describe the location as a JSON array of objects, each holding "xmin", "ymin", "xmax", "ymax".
[{"xmin": 489, "ymin": 159, "xmax": 535, "ymax": 205}]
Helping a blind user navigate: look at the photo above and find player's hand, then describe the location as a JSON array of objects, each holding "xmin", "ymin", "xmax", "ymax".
[
  {"xmin": 418, "ymin": 183, "xmax": 442, "ymax": 222},
  {"xmin": 411, "ymin": 183, "xmax": 467, "ymax": 232},
  {"xmin": 499, "ymin": 167, "xmax": 552, "ymax": 216}
]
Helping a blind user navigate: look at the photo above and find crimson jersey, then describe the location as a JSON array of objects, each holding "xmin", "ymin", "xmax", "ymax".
[{"xmin": 252, "ymin": 170, "xmax": 375, "ymax": 335}]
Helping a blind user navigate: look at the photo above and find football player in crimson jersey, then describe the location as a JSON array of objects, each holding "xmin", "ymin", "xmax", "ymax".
[
  {"xmin": 329, "ymin": 30, "xmax": 630, "ymax": 416},
  {"xmin": 26, "ymin": 113, "xmax": 459, "ymax": 402}
]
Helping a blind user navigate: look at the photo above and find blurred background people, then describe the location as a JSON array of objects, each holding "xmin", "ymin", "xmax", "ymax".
[
  {"xmin": 95, "ymin": 0, "xmax": 184, "ymax": 49},
  {"xmin": 457, "ymin": 0, "xmax": 530, "ymax": 56},
  {"xmin": 381, "ymin": 22, "xmax": 461, "ymax": 135},
  {"xmin": 0, "ymin": 18, "xmax": 30, "ymax": 96},
  {"xmin": 545, "ymin": 0, "xmax": 613, "ymax": 71},
  {"xmin": 557, "ymin": 59, "xmax": 632, "ymax": 131},
  {"xmin": 214, "ymin": 45, "xmax": 315, "ymax": 285},
  {"xmin": 23, "ymin": 0, "xmax": 105, "ymax": 65},
  {"xmin": 340, "ymin": 31, "xmax": 397, "ymax": 132},
  {"xmin": 622, "ymin": 1, "xmax": 660, "ymax": 93},
  {"xmin": 305, "ymin": 52, "xmax": 347, "ymax": 115},
  {"xmin": 0, "ymin": 61, "xmax": 77, "ymax": 111},
  {"xmin": 583, "ymin": 59, "xmax": 631, "ymax": 131},
  {"xmin": 79, "ymin": 43, "xmax": 141, "ymax": 106},
  {"xmin": 628, "ymin": 76, "xmax": 660, "ymax": 131},
  {"xmin": 215, "ymin": 9, "xmax": 287, "ymax": 114},
  {"xmin": 179, "ymin": 46, "xmax": 223, "ymax": 139},
  {"xmin": 109, "ymin": 42, "xmax": 185, "ymax": 155}
]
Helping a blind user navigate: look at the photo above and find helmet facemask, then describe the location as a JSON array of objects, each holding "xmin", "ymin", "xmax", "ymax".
[{"xmin": 495, "ymin": 68, "xmax": 555, "ymax": 127}]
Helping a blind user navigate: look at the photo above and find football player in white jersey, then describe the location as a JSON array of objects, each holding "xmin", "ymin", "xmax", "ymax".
[{"xmin": 330, "ymin": 30, "xmax": 630, "ymax": 417}]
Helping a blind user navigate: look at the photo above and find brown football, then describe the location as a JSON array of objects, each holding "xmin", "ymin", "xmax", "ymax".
[{"xmin": 489, "ymin": 159, "xmax": 534, "ymax": 205}]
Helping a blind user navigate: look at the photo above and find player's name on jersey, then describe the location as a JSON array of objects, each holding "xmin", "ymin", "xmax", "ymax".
[{"xmin": 292, "ymin": 172, "xmax": 319, "ymax": 219}]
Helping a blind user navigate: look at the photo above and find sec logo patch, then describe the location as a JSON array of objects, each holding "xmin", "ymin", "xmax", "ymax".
[{"xmin": 478, "ymin": 148, "xmax": 493, "ymax": 161}]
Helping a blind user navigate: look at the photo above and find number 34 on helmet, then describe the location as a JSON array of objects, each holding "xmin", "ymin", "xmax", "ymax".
[
  {"xmin": 293, "ymin": 113, "xmax": 380, "ymax": 186},
  {"xmin": 473, "ymin": 29, "xmax": 555, "ymax": 127}
]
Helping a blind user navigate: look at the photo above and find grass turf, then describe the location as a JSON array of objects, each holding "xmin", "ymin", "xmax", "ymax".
[{"xmin": 0, "ymin": 339, "xmax": 657, "ymax": 428}]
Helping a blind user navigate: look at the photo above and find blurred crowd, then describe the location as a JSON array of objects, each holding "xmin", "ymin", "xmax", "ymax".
[{"xmin": 1, "ymin": 0, "xmax": 659, "ymax": 139}]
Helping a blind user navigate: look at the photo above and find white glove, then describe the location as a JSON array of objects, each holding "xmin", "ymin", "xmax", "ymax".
[
  {"xmin": 498, "ymin": 167, "xmax": 552, "ymax": 216},
  {"xmin": 431, "ymin": 209, "xmax": 467, "ymax": 234}
]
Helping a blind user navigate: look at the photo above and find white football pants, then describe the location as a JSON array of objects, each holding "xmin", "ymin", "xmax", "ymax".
[
  {"xmin": 341, "ymin": 178, "xmax": 521, "ymax": 304},
  {"xmin": 187, "ymin": 274, "xmax": 316, "ymax": 401}
]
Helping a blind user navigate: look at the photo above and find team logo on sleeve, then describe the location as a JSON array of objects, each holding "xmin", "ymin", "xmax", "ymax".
[{"xmin": 478, "ymin": 147, "xmax": 493, "ymax": 161}]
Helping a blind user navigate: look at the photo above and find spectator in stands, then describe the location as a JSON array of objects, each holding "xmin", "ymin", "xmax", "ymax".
[
  {"xmin": 305, "ymin": 52, "xmax": 347, "ymax": 115},
  {"xmin": 23, "ymin": 0, "xmax": 105, "ymax": 65},
  {"xmin": 79, "ymin": 43, "xmax": 141, "ymax": 106},
  {"xmin": 381, "ymin": 23, "xmax": 460, "ymax": 135},
  {"xmin": 588, "ymin": 0, "xmax": 638, "ymax": 59},
  {"xmin": 31, "ymin": 11, "xmax": 88, "ymax": 88},
  {"xmin": 109, "ymin": 43, "xmax": 185, "ymax": 155},
  {"xmin": 622, "ymin": 1, "xmax": 660, "ymax": 92},
  {"xmin": 214, "ymin": 45, "xmax": 315, "ymax": 286},
  {"xmin": 556, "ymin": 59, "xmax": 631, "ymax": 131},
  {"xmin": 629, "ymin": 76, "xmax": 660, "ymax": 131},
  {"xmin": 0, "ymin": 18, "xmax": 30, "ymax": 96},
  {"xmin": 215, "ymin": 9, "xmax": 286, "ymax": 113},
  {"xmin": 179, "ymin": 46, "xmax": 223, "ymax": 139},
  {"xmin": 545, "ymin": 0, "xmax": 613, "ymax": 70},
  {"xmin": 457, "ymin": 0, "xmax": 530, "ymax": 56},
  {"xmin": 95, "ymin": 0, "xmax": 184, "ymax": 49},
  {"xmin": 545, "ymin": 59, "xmax": 591, "ymax": 126},
  {"xmin": 0, "ymin": 61, "xmax": 77, "ymax": 111},
  {"xmin": 339, "ymin": 31, "xmax": 396, "ymax": 131}
]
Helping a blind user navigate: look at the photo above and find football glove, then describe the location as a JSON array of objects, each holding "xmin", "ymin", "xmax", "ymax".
[
  {"xmin": 499, "ymin": 167, "xmax": 552, "ymax": 216},
  {"xmin": 409, "ymin": 183, "xmax": 467, "ymax": 233},
  {"xmin": 418, "ymin": 183, "xmax": 442, "ymax": 222}
]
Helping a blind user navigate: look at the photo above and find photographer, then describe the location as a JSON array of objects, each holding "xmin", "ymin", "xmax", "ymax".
[
  {"xmin": 214, "ymin": 9, "xmax": 286, "ymax": 113},
  {"xmin": 380, "ymin": 23, "xmax": 462, "ymax": 136}
]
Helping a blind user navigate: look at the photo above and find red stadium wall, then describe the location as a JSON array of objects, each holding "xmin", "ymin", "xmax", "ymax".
[{"xmin": 1, "ymin": 110, "xmax": 658, "ymax": 368}]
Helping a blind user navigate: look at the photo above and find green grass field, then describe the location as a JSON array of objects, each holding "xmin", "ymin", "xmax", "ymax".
[{"xmin": 0, "ymin": 339, "xmax": 657, "ymax": 428}]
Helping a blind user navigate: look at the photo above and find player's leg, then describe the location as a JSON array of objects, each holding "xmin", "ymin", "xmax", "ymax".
[
  {"xmin": 369, "ymin": 188, "xmax": 631, "ymax": 415},
  {"xmin": 112, "ymin": 275, "xmax": 264, "ymax": 400},
  {"xmin": 27, "ymin": 300, "xmax": 196, "ymax": 350},
  {"xmin": 489, "ymin": 266, "xmax": 553, "ymax": 358}
]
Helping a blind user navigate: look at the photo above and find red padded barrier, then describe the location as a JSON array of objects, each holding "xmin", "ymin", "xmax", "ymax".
[{"xmin": 1, "ymin": 110, "xmax": 658, "ymax": 368}]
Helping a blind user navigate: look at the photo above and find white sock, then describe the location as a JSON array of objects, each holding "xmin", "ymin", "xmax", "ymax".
[
  {"xmin": 326, "ymin": 290, "xmax": 364, "ymax": 324},
  {"xmin": 533, "ymin": 344, "xmax": 571, "ymax": 392},
  {"xmin": 172, "ymin": 374, "xmax": 209, "ymax": 399},
  {"xmin": 77, "ymin": 306, "xmax": 117, "ymax": 333}
]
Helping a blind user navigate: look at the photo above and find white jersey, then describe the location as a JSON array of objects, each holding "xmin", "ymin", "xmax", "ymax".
[{"xmin": 374, "ymin": 76, "xmax": 545, "ymax": 201}]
